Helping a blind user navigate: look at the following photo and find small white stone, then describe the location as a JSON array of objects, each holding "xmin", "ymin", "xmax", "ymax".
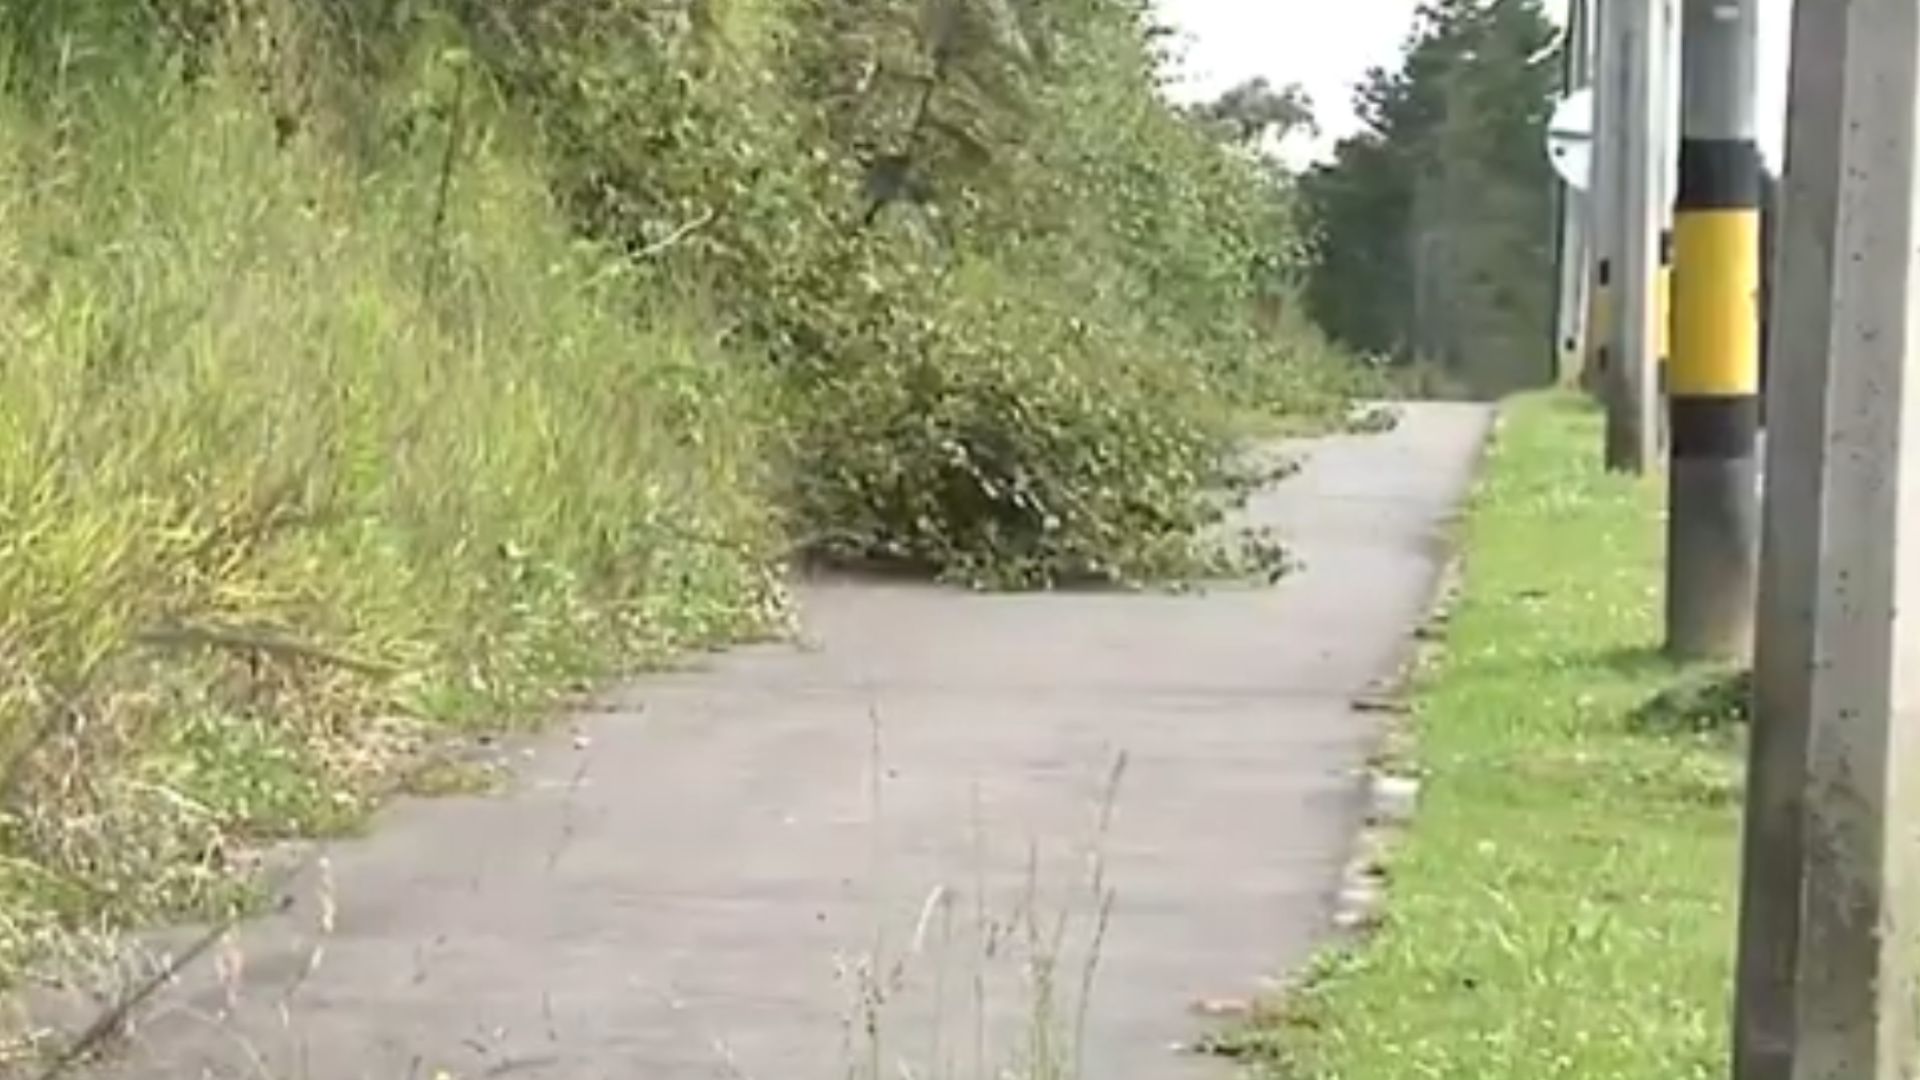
[
  {"xmin": 1339, "ymin": 882, "xmax": 1382, "ymax": 913},
  {"xmin": 1370, "ymin": 774, "xmax": 1422, "ymax": 824}
]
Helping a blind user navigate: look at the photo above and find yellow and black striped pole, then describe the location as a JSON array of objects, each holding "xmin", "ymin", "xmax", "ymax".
[{"xmin": 1666, "ymin": 0, "xmax": 1760, "ymax": 660}]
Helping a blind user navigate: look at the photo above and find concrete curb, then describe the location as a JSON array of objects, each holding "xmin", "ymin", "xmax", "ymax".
[{"xmin": 1329, "ymin": 404, "xmax": 1498, "ymax": 943}]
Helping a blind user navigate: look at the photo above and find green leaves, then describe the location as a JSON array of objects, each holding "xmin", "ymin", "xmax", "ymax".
[
  {"xmin": 1303, "ymin": 0, "xmax": 1560, "ymax": 396},
  {"xmin": 0, "ymin": 0, "xmax": 1373, "ymax": 986},
  {"xmin": 0, "ymin": 12, "xmax": 788, "ymax": 976},
  {"xmin": 783, "ymin": 254, "xmax": 1276, "ymax": 589},
  {"xmin": 447, "ymin": 0, "xmax": 1357, "ymax": 588}
]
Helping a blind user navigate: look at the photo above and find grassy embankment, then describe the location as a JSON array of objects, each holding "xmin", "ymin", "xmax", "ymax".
[
  {"xmin": 0, "ymin": 0, "xmax": 1369, "ymax": 995},
  {"xmin": 0, "ymin": 50, "xmax": 787, "ymax": 989},
  {"xmin": 1242, "ymin": 392, "xmax": 1746, "ymax": 1078}
]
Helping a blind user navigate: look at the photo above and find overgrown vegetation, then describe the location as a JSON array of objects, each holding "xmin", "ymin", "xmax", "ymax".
[
  {"xmin": 1628, "ymin": 668, "xmax": 1751, "ymax": 738},
  {"xmin": 0, "ymin": 16, "xmax": 790, "ymax": 987},
  {"xmin": 454, "ymin": 0, "xmax": 1369, "ymax": 584},
  {"xmin": 1226, "ymin": 394, "xmax": 1742, "ymax": 1077},
  {"xmin": 0, "ymin": 0, "xmax": 1362, "ymax": 988}
]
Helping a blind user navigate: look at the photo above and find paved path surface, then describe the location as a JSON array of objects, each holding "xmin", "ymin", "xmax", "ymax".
[{"xmin": 44, "ymin": 403, "xmax": 1489, "ymax": 1080}]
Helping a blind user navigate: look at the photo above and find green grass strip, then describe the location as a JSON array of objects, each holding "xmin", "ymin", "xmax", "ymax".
[{"xmin": 1251, "ymin": 391, "xmax": 1744, "ymax": 1078}]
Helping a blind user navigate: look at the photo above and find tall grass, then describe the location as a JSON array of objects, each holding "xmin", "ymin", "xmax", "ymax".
[
  {"xmin": 0, "ymin": 41, "xmax": 785, "ymax": 981},
  {"xmin": 0, "ymin": 0, "xmax": 1372, "ymax": 1021}
]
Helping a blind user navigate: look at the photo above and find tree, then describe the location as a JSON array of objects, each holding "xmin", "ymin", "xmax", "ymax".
[
  {"xmin": 1193, "ymin": 77, "xmax": 1316, "ymax": 149},
  {"xmin": 1301, "ymin": 0, "xmax": 1559, "ymax": 396}
]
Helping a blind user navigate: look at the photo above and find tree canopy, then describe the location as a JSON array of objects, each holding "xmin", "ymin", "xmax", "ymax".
[
  {"xmin": 1192, "ymin": 76, "xmax": 1317, "ymax": 150},
  {"xmin": 1300, "ymin": 0, "xmax": 1561, "ymax": 396}
]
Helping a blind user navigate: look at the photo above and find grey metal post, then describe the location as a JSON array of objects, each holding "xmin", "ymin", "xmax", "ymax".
[
  {"xmin": 1665, "ymin": 0, "xmax": 1762, "ymax": 661},
  {"xmin": 1733, "ymin": 1, "xmax": 1920, "ymax": 1075}
]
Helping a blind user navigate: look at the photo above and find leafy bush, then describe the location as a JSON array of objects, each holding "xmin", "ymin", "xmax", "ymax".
[
  {"xmin": 454, "ymin": 0, "xmax": 1359, "ymax": 584},
  {"xmin": 785, "ymin": 257, "xmax": 1238, "ymax": 586}
]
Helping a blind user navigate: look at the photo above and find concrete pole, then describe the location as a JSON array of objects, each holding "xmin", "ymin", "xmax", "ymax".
[
  {"xmin": 1553, "ymin": 0, "xmax": 1595, "ymax": 386},
  {"xmin": 1589, "ymin": 0, "xmax": 1623, "ymax": 403},
  {"xmin": 1554, "ymin": 195, "xmax": 1592, "ymax": 387},
  {"xmin": 1730, "ymin": 5, "xmax": 1839, "ymax": 1069},
  {"xmin": 1658, "ymin": 0, "xmax": 1674, "ymax": 451},
  {"xmin": 1655, "ymin": 0, "xmax": 1680, "ymax": 452},
  {"xmin": 1732, "ymin": 2, "xmax": 1920, "ymax": 1075},
  {"xmin": 1605, "ymin": 0, "xmax": 1662, "ymax": 474},
  {"xmin": 1665, "ymin": 0, "xmax": 1761, "ymax": 660}
]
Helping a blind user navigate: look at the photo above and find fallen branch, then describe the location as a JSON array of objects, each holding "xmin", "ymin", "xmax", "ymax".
[
  {"xmin": 132, "ymin": 621, "xmax": 399, "ymax": 678},
  {"xmin": 635, "ymin": 208, "xmax": 717, "ymax": 260},
  {"xmin": 29, "ymin": 890, "xmax": 298, "ymax": 1080}
]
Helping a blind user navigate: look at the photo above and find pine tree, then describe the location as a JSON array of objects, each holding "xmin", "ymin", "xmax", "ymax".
[{"xmin": 1301, "ymin": 0, "xmax": 1559, "ymax": 396}]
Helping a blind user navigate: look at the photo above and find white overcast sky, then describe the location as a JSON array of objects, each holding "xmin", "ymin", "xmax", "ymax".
[{"xmin": 1152, "ymin": 0, "xmax": 1792, "ymax": 170}]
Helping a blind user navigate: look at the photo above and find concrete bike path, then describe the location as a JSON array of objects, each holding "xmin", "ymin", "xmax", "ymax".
[{"xmin": 48, "ymin": 402, "xmax": 1491, "ymax": 1080}]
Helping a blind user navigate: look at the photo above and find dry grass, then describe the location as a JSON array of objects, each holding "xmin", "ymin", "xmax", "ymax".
[
  {"xmin": 827, "ymin": 716, "xmax": 1126, "ymax": 1080},
  {"xmin": 0, "ymin": 14, "xmax": 787, "ymax": 1015}
]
